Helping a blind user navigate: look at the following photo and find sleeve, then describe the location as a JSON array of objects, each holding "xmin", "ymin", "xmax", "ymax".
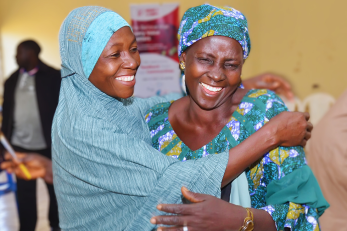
[
  {"xmin": 134, "ymin": 93, "xmax": 182, "ymax": 116},
  {"xmin": 1, "ymin": 78, "xmax": 12, "ymax": 137},
  {"xmin": 250, "ymin": 91, "xmax": 324, "ymax": 231},
  {"xmin": 0, "ymin": 79, "xmax": 10, "ymax": 159},
  {"xmin": 52, "ymin": 115, "xmax": 228, "ymax": 230}
]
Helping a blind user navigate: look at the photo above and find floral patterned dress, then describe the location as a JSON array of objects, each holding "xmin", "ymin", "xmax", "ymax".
[{"xmin": 145, "ymin": 89, "xmax": 322, "ymax": 231}]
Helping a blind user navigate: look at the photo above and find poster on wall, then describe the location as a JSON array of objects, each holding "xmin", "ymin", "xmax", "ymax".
[{"xmin": 130, "ymin": 3, "xmax": 181, "ymax": 98}]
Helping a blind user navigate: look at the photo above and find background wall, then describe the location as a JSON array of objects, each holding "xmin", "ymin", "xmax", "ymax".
[{"xmin": 0, "ymin": 0, "xmax": 346, "ymax": 99}]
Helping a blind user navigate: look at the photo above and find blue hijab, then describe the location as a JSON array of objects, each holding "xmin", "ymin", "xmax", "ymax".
[{"xmin": 52, "ymin": 6, "xmax": 229, "ymax": 230}]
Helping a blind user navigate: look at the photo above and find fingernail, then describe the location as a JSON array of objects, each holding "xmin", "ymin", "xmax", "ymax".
[
  {"xmin": 157, "ymin": 204, "xmax": 162, "ymax": 210},
  {"xmin": 150, "ymin": 218, "xmax": 156, "ymax": 224}
]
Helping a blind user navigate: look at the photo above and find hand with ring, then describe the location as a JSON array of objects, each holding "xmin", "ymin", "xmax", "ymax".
[{"xmin": 150, "ymin": 187, "xmax": 276, "ymax": 231}]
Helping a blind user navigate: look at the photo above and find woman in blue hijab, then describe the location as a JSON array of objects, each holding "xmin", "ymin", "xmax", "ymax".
[{"xmin": 53, "ymin": 6, "xmax": 312, "ymax": 230}]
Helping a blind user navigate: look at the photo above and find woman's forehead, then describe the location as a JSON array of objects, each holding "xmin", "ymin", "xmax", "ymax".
[
  {"xmin": 105, "ymin": 27, "xmax": 135, "ymax": 46},
  {"xmin": 188, "ymin": 36, "xmax": 243, "ymax": 56}
]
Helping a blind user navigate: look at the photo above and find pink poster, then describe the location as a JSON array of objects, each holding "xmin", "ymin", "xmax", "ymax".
[{"xmin": 131, "ymin": 3, "xmax": 181, "ymax": 97}]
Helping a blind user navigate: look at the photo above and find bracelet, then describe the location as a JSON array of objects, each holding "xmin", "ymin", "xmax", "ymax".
[{"xmin": 239, "ymin": 208, "xmax": 254, "ymax": 231}]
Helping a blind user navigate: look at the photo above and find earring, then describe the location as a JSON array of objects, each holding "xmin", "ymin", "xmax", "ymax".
[
  {"xmin": 181, "ymin": 74, "xmax": 187, "ymax": 94},
  {"xmin": 179, "ymin": 61, "xmax": 186, "ymax": 70}
]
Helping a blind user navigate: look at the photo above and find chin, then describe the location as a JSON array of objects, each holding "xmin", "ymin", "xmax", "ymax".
[
  {"xmin": 116, "ymin": 89, "xmax": 134, "ymax": 99},
  {"xmin": 192, "ymin": 96, "xmax": 220, "ymax": 111}
]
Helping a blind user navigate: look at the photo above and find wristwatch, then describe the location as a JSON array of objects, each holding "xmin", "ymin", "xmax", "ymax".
[{"xmin": 239, "ymin": 208, "xmax": 254, "ymax": 231}]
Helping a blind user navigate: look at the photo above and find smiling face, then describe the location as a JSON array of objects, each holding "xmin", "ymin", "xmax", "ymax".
[
  {"xmin": 89, "ymin": 26, "xmax": 140, "ymax": 98},
  {"xmin": 181, "ymin": 36, "xmax": 244, "ymax": 110}
]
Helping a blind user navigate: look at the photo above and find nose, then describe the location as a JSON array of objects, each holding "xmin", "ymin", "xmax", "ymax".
[
  {"xmin": 207, "ymin": 65, "xmax": 225, "ymax": 82},
  {"xmin": 121, "ymin": 52, "xmax": 139, "ymax": 70}
]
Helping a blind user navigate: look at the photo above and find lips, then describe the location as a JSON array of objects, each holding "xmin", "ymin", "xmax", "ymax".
[
  {"xmin": 200, "ymin": 82, "xmax": 224, "ymax": 95},
  {"xmin": 114, "ymin": 75, "xmax": 136, "ymax": 87},
  {"xmin": 116, "ymin": 75, "xmax": 135, "ymax": 82}
]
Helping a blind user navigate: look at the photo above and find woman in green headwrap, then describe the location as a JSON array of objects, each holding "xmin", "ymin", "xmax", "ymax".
[
  {"xmin": 51, "ymin": 5, "xmax": 314, "ymax": 231},
  {"xmin": 146, "ymin": 4, "xmax": 328, "ymax": 231}
]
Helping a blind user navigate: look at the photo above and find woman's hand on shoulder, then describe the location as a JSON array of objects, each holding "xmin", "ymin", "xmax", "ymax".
[{"xmin": 267, "ymin": 111, "xmax": 312, "ymax": 147}]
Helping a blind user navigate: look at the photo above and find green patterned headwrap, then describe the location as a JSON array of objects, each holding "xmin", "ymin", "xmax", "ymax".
[{"xmin": 178, "ymin": 4, "xmax": 251, "ymax": 59}]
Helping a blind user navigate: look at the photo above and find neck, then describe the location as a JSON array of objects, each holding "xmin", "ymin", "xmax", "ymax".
[{"xmin": 186, "ymin": 97, "xmax": 234, "ymax": 128}]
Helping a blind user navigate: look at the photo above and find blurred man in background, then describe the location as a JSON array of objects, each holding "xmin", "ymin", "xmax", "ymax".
[{"xmin": 1, "ymin": 40, "xmax": 61, "ymax": 231}]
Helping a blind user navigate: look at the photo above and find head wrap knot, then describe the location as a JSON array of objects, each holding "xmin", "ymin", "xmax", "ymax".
[{"xmin": 177, "ymin": 4, "xmax": 251, "ymax": 59}]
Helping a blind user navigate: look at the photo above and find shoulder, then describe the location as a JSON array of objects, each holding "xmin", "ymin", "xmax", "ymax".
[
  {"xmin": 247, "ymin": 89, "xmax": 282, "ymax": 101},
  {"xmin": 144, "ymin": 101, "xmax": 173, "ymax": 125},
  {"xmin": 4, "ymin": 70, "xmax": 19, "ymax": 87},
  {"xmin": 38, "ymin": 61, "xmax": 61, "ymax": 76},
  {"xmin": 245, "ymin": 89, "xmax": 288, "ymax": 114}
]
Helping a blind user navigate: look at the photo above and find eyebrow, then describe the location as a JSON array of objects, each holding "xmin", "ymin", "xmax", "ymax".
[
  {"xmin": 110, "ymin": 38, "xmax": 137, "ymax": 48},
  {"xmin": 196, "ymin": 52, "xmax": 215, "ymax": 58},
  {"xmin": 196, "ymin": 52, "xmax": 239, "ymax": 61}
]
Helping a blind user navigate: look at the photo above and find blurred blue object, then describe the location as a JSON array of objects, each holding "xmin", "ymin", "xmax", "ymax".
[{"xmin": 0, "ymin": 172, "xmax": 16, "ymax": 196}]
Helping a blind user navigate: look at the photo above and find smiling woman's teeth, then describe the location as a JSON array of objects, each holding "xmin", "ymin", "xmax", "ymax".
[
  {"xmin": 200, "ymin": 82, "xmax": 223, "ymax": 92},
  {"xmin": 116, "ymin": 76, "xmax": 134, "ymax": 82}
]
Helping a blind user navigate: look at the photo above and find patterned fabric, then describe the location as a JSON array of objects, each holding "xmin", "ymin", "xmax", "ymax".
[
  {"xmin": 53, "ymin": 6, "xmax": 230, "ymax": 231},
  {"xmin": 145, "ymin": 89, "xmax": 323, "ymax": 230},
  {"xmin": 177, "ymin": 4, "xmax": 251, "ymax": 59}
]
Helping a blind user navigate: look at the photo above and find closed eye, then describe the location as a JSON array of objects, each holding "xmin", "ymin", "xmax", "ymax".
[
  {"xmin": 198, "ymin": 58, "xmax": 213, "ymax": 64},
  {"xmin": 111, "ymin": 52, "xmax": 121, "ymax": 58},
  {"xmin": 225, "ymin": 63, "xmax": 239, "ymax": 69},
  {"xmin": 130, "ymin": 47, "xmax": 138, "ymax": 53}
]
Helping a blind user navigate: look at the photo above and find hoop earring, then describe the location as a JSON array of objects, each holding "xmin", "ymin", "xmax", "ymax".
[
  {"xmin": 181, "ymin": 74, "xmax": 187, "ymax": 94},
  {"xmin": 179, "ymin": 61, "xmax": 186, "ymax": 70}
]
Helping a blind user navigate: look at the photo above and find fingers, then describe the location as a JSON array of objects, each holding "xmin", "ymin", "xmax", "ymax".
[
  {"xmin": 4, "ymin": 152, "xmax": 12, "ymax": 160},
  {"xmin": 181, "ymin": 187, "xmax": 205, "ymax": 203},
  {"xmin": 13, "ymin": 167, "xmax": 26, "ymax": 179},
  {"xmin": 305, "ymin": 131, "xmax": 311, "ymax": 141},
  {"xmin": 267, "ymin": 75, "xmax": 294, "ymax": 100},
  {"xmin": 303, "ymin": 112, "xmax": 310, "ymax": 121},
  {"xmin": 1, "ymin": 161, "xmax": 15, "ymax": 169},
  {"xmin": 0, "ymin": 161, "xmax": 15, "ymax": 173},
  {"xmin": 157, "ymin": 226, "xmax": 188, "ymax": 231},
  {"xmin": 4, "ymin": 152, "xmax": 25, "ymax": 164},
  {"xmin": 157, "ymin": 203, "xmax": 193, "ymax": 215},
  {"xmin": 151, "ymin": 215, "xmax": 188, "ymax": 226},
  {"xmin": 15, "ymin": 152, "xmax": 27, "ymax": 159},
  {"xmin": 306, "ymin": 122, "xmax": 313, "ymax": 133},
  {"xmin": 44, "ymin": 174, "xmax": 54, "ymax": 184},
  {"xmin": 301, "ymin": 139, "xmax": 307, "ymax": 147}
]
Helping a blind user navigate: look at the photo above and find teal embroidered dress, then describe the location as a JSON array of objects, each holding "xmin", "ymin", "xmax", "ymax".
[{"xmin": 145, "ymin": 89, "xmax": 321, "ymax": 231}]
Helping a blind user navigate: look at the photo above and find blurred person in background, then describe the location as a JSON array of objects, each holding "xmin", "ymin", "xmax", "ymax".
[
  {"xmin": 308, "ymin": 89, "xmax": 347, "ymax": 231},
  {"xmin": 1, "ymin": 40, "xmax": 61, "ymax": 231}
]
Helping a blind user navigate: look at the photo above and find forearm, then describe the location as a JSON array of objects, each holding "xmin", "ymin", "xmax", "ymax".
[
  {"xmin": 222, "ymin": 123, "xmax": 278, "ymax": 187},
  {"xmin": 252, "ymin": 208, "xmax": 277, "ymax": 231},
  {"xmin": 223, "ymin": 204, "xmax": 276, "ymax": 231}
]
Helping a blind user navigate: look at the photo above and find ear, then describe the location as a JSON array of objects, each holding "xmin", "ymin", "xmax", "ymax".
[{"xmin": 179, "ymin": 52, "xmax": 186, "ymax": 63}]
